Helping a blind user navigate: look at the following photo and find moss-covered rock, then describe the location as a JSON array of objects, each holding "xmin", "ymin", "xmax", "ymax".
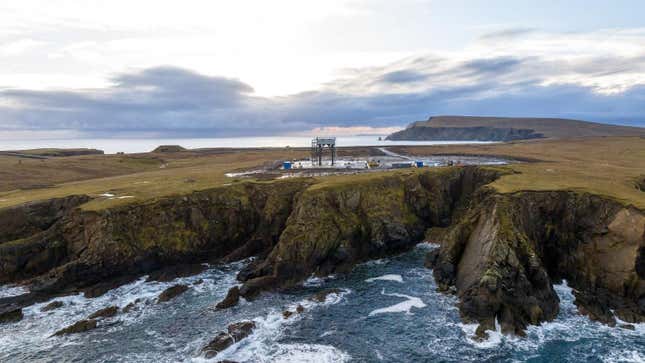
[
  {"xmin": 239, "ymin": 167, "xmax": 499, "ymax": 296},
  {"xmin": 2, "ymin": 165, "xmax": 641, "ymax": 337},
  {"xmin": 0, "ymin": 179, "xmax": 311, "ymax": 294},
  {"xmin": 431, "ymin": 190, "xmax": 645, "ymax": 335}
]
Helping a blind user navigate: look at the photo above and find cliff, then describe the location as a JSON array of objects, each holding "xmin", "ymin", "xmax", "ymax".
[
  {"xmin": 427, "ymin": 190, "xmax": 645, "ymax": 336},
  {"xmin": 0, "ymin": 179, "xmax": 311, "ymax": 293},
  {"xmin": 1, "ymin": 167, "xmax": 643, "ymax": 336},
  {"xmin": 386, "ymin": 115, "xmax": 645, "ymax": 141}
]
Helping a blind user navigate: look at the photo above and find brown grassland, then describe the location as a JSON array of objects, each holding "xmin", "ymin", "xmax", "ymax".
[
  {"xmin": 393, "ymin": 136, "xmax": 645, "ymax": 209},
  {"xmin": 1, "ymin": 136, "xmax": 644, "ymax": 210}
]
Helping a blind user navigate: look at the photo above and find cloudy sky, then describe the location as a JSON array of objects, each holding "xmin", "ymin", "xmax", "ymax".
[{"xmin": 1, "ymin": 0, "xmax": 645, "ymax": 139}]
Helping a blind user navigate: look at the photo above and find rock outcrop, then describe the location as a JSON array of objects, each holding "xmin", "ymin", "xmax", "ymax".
[
  {"xmin": 88, "ymin": 306, "xmax": 118, "ymax": 319},
  {"xmin": 427, "ymin": 190, "xmax": 645, "ymax": 335},
  {"xmin": 237, "ymin": 167, "xmax": 499, "ymax": 297},
  {"xmin": 387, "ymin": 126, "xmax": 543, "ymax": 142},
  {"xmin": 0, "ymin": 306, "xmax": 23, "ymax": 324},
  {"xmin": 0, "ymin": 179, "xmax": 310, "ymax": 301},
  {"xmin": 41, "ymin": 300, "xmax": 64, "ymax": 312},
  {"xmin": 52, "ymin": 319, "xmax": 98, "ymax": 336},
  {"xmin": 201, "ymin": 321, "xmax": 256, "ymax": 358},
  {"xmin": 1, "ymin": 166, "xmax": 643, "ymax": 337},
  {"xmin": 0, "ymin": 195, "xmax": 90, "ymax": 245},
  {"xmin": 216, "ymin": 286, "xmax": 240, "ymax": 309},
  {"xmin": 157, "ymin": 284, "xmax": 189, "ymax": 303},
  {"xmin": 385, "ymin": 115, "xmax": 645, "ymax": 141}
]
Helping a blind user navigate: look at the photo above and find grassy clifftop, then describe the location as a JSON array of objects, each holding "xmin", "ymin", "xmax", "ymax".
[
  {"xmin": 392, "ymin": 136, "xmax": 645, "ymax": 209},
  {"xmin": 1, "ymin": 137, "xmax": 645, "ymax": 211}
]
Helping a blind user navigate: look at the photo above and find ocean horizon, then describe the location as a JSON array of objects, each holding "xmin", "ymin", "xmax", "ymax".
[{"xmin": 0, "ymin": 136, "xmax": 494, "ymax": 154}]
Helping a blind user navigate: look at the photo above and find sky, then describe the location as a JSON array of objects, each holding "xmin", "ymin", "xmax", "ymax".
[{"xmin": 1, "ymin": 0, "xmax": 645, "ymax": 139}]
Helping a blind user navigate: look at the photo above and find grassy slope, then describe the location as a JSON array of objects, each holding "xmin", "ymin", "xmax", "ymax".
[
  {"xmin": 1, "ymin": 137, "xmax": 644, "ymax": 210},
  {"xmin": 0, "ymin": 148, "xmax": 307, "ymax": 211},
  {"xmin": 407, "ymin": 116, "xmax": 645, "ymax": 138},
  {"xmin": 0, "ymin": 153, "xmax": 164, "ymax": 191},
  {"xmin": 392, "ymin": 136, "xmax": 645, "ymax": 209}
]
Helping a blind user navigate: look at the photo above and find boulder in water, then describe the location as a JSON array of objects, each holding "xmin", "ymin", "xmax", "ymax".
[
  {"xmin": 310, "ymin": 288, "xmax": 342, "ymax": 303},
  {"xmin": 201, "ymin": 321, "xmax": 256, "ymax": 358},
  {"xmin": 88, "ymin": 306, "xmax": 118, "ymax": 319},
  {"xmin": 157, "ymin": 284, "xmax": 189, "ymax": 303},
  {"xmin": 52, "ymin": 319, "xmax": 98, "ymax": 336},
  {"xmin": 227, "ymin": 321, "xmax": 255, "ymax": 341},
  {"xmin": 0, "ymin": 306, "xmax": 23, "ymax": 324},
  {"xmin": 122, "ymin": 299, "xmax": 142, "ymax": 313},
  {"xmin": 202, "ymin": 332, "xmax": 235, "ymax": 358},
  {"xmin": 239, "ymin": 276, "xmax": 277, "ymax": 300},
  {"xmin": 216, "ymin": 286, "xmax": 240, "ymax": 309},
  {"xmin": 41, "ymin": 300, "xmax": 64, "ymax": 312}
]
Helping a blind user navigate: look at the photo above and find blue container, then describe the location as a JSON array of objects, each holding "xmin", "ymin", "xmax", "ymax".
[
  {"xmin": 415, "ymin": 161, "xmax": 424, "ymax": 168},
  {"xmin": 283, "ymin": 161, "xmax": 292, "ymax": 170}
]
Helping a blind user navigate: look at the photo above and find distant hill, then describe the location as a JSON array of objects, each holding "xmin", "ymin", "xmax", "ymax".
[
  {"xmin": 386, "ymin": 115, "xmax": 645, "ymax": 141},
  {"xmin": 0, "ymin": 148, "xmax": 104, "ymax": 158},
  {"xmin": 152, "ymin": 145, "xmax": 187, "ymax": 153}
]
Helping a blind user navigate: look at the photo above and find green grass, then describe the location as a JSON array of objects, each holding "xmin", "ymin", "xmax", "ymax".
[
  {"xmin": 394, "ymin": 137, "xmax": 645, "ymax": 209},
  {"xmin": 2, "ymin": 137, "xmax": 645, "ymax": 211},
  {"xmin": 0, "ymin": 148, "xmax": 308, "ymax": 211}
]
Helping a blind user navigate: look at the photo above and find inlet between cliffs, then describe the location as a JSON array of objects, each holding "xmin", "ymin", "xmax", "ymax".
[
  {"xmin": 1, "ymin": 244, "xmax": 643, "ymax": 362},
  {"xmin": 0, "ymin": 167, "xmax": 643, "ymax": 362}
]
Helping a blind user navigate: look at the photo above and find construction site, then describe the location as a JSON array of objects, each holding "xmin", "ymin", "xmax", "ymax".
[{"xmin": 225, "ymin": 137, "xmax": 510, "ymax": 179}]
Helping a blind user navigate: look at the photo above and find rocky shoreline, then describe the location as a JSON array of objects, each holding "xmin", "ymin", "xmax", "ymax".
[{"xmin": 1, "ymin": 166, "xmax": 643, "ymax": 337}]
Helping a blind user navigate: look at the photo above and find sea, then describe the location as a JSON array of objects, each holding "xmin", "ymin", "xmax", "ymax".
[
  {"xmin": 0, "ymin": 136, "xmax": 493, "ymax": 154},
  {"xmin": 1, "ymin": 243, "xmax": 643, "ymax": 362}
]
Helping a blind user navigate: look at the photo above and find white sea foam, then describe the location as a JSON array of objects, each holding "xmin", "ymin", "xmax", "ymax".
[
  {"xmin": 457, "ymin": 281, "xmax": 645, "ymax": 356},
  {"xmin": 0, "ymin": 284, "xmax": 29, "ymax": 298},
  {"xmin": 269, "ymin": 344, "xmax": 351, "ymax": 363},
  {"xmin": 459, "ymin": 319, "xmax": 503, "ymax": 349},
  {"xmin": 368, "ymin": 289, "xmax": 426, "ymax": 316},
  {"xmin": 360, "ymin": 258, "xmax": 388, "ymax": 267},
  {"xmin": 99, "ymin": 193, "xmax": 115, "ymax": 197},
  {"xmin": 602, "ymin": 350, "xmax": 645, "ymax": 363},
  {"xmin": 213, "ymin": 288, "xmax": 351, "ymax": 363},
  {"xmin": 302, "ymin": 274, "xmax": 336, "ymax": 287},
  {"xmin": 365, "ymin": 274, "xmax": 403, "ymax": 283},
  {"xmin": 415, "ymin": 241, "xmax": 440, "ymax": 250},
  {"xmin": 0, "ymin": 265, "xmax": 238, "ymax": 361}
]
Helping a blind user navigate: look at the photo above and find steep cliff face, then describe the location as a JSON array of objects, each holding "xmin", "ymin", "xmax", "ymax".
[
  {"xmin": 428, "ymin": 191, "xmax": 645, "ymax": 335},
  {"xmin": 1, "ymin": 167, "xmax": 643, "ymax": 336},
  {"xmin": 0, "ymin": 195, "xmax": 90, "ymax": 244},
  {"xmin": 0, "ymin": 179, "xmax": 311, "ymax": 292},
  {"xmin": 237, "ymin": 167, "xmax": 500, "ymax": 296},
  {"xmin": 386, "ymin": 126, "xmax": 543, "ymax": 141}
]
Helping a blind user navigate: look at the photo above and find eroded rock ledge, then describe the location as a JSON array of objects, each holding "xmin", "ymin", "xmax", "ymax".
[
  {"xmin": 1, "ymin": 167, "xmax": 643, "ymax": 335},
  {"xmin": 427, "ymin": 190, "xmax": 645, "ymax": 335}
]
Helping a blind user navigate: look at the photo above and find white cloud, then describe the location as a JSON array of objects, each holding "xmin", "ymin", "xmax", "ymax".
[
  {"xmin": 1, "ymin": 1, "xmax": 645, "ymax": 136},
  {"xmin": 0, "ymin": 39, "xmax": 47, "ymax": 56}
]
